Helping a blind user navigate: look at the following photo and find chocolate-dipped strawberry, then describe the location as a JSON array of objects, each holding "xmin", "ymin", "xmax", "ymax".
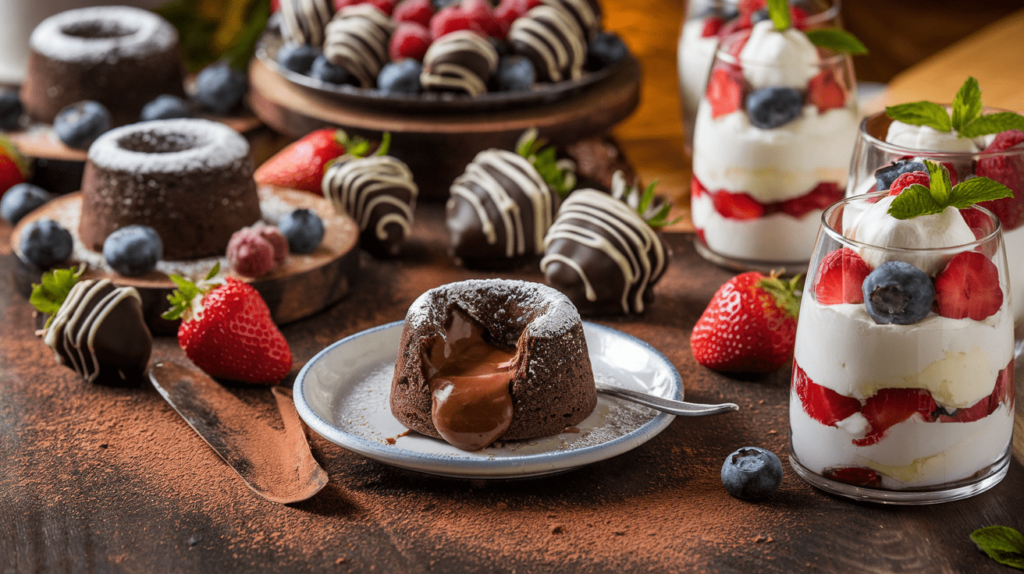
[
  {"xmin": 34, "ymin": 267, "xmax": 152, "ymax": 386},
  {"xmin": 541, "ymin": 172, "xmax": 675, "ymax": 314},
  {"xmin": 508, "ymin": 4, "xmax": 587, "ymax": 82},
  {"xmin": 279, "ymin": 0, "xmax": 335, "ymax": 47},
  {"xmin": 421, "ymin": 31, "xmax": 499, "ymax": 97},
  {"xmin": 540, "ymin": 0, "xmax": 602, "ymax": 41},
  {"xmin": 322, "ymin": 134, "xmax": 419, "ymax": 257},
  {"xmin": 447, "ymin": 129, "xmax": 576, "ymax": 268},
  {"xmin": 323, "ymin": 4, "xmax": 395, "ymax": 88}
]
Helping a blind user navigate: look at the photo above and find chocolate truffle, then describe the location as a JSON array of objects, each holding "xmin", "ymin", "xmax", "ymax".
[
  {"xmin": 279, "ymin": 0, "xmax": 335, "ymax": 47},
  {"xmin": 322, "ymin": 155, "xmax": 418, "ymax": 257},
  {"xmin": 508, "ymin": 5, "xmax": 587, "ymax": 82},
  {"xmin": 390, "ymin": 279, "xmax": 596, "ymax": 450},
  {"xmin": 323, "ymin": 5, "xmax": 395, "ymax": 88},
  {"xmin": 447, "ymin": 149, "xmax": 556, "ymax": 267},
  {"xmin": 541, "ymin": 187, "xmax": 668, "ymax": 315},
  {"xmin": 44, "ymin": 279, "xmax": 152, "ymax": 386},
  {"xmin": 421, "ymin": 31, "xmax": 500, "ymax": 97}
]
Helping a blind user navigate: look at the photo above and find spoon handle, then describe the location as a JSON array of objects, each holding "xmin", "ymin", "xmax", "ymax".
[{"xmin": 596, "ymin": 384, "xmax": 739, "ymax": 417}]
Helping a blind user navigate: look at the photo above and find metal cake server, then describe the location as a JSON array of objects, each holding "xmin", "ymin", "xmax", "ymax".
[
  {"xmin": 596, "ymin": 384, "xmax": 739, "ymax": 416},
  {"xmin": 149, "ymin": 360, "xmax": 328, "ymax": 504}
]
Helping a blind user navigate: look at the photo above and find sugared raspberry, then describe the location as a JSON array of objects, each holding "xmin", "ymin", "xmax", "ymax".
[
  {"xmin": 494, "ymin": 0, "xmax": 540, "ymax": 37},
  {"xmin": 253, "ymin": 223, "xmax": 289, "ymax": 265},
  {"xmin": 227, "ymin": 227, "xmax": 277, "ymax": 278},
  {"xmin": 394, "ymin": 0, "xmax": 434, "ymax": 27},
  {"xmin": 390, "ymin": 22, "xmax": 432, "ymax": 61},
  {"xmin": 430, "ymin": 6, "xmax": 474, "ymax": 39},
  {"xmin": 888, "ymin": 171, "xmax": 930, "ymax": 196}
]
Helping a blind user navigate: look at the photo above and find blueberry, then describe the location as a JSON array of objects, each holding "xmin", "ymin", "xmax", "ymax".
[
  {"xmin": 20, "ymin": 218, "xmax": 73, "ymax": 268},
  {"xmin": 277, "ymin": 42, "xmax": 321, "ymax": 75},
  {"xmin": 750, "ymin": 8, "xmax": 770, "ymax": 24},
  {"xmin": 586, "ymin": 32, "xmax": 629, "ymax": 72},
  {"xmin": 1, "ymin": 183, "xmax": 53, "ymax": 224},
  {"xmin": 377, "ymin": 60, "xmax": 422, "ymax": 95},
  {"xmin": 0, "ymin": 89, "xmax": 23, "ymax": 130},
  {"xmin": 53, "ymin": 101, "xmax": 111, "ymax": 149},
  {"xmin": 862, "ymin": 261, "xmax": 934, "ymax": 325},
  {"xmin": 279, "ymin": 209, "xmax": 324, "ymax": 254},
  {"xmin": 139, "ymin": 94, "xmax": 192, "ymax": 122},
  {"xmin": 309, "ymin": 55, "xmax": 355, "ymax": 85},
  {"xmin": 194, "ymin": 63, "xmax": 247, "ymax": 115},
  {"xmin": 431, "ymin": 0, "xmax": 459, "ymax": 10},
  {"xmin": 875, "ymin": 160, "xmax": 927, "ymax": 191},
  {"xmin": 495, "ymin": 56, "xmax": 535, "ymax": 92},
  {"xmin": 102, "ymin": 225, "xmax": 163, "ymax": 276},
  {"xmin": 721, "ymin": 447, "xmax": 783, "ymax": 500},
  {"xmin": 745, "ymin": 87, "xmax": 804, "ymax": 129}
]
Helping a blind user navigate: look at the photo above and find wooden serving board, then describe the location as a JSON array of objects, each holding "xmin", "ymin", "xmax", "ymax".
[
  {"xmin": 246, "ymin": 57, "xmax": 642, "ymax": 201},
  {"xmin": 9, "ymin": 186, "xmax": 360, "ymax": 335}
]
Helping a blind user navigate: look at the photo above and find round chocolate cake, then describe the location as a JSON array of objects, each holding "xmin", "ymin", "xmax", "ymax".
[
  {"xmin": 390, "ymin": 279, "xmax": 596, "ymax": 450},
  {"xmin": 78, "ymin": 118, "xmax": 262, "ymax": 260},
  {"xmin": 420, "ymin": 31, "xmax": 500, "ymax": 97},
  {"xmin": 508, "ymin": 4, "xmax": 587, "ymax": 83},
  {"xmin": 323, "ymin": 4, "xmax": 395, "ymax": 88},
  {"xmin": 20, "ymin": 6, "xmax": 185, "ymax": 126},
  {"xmin": 279, "ymin": 0, "xmax": 335, "ymax": 47}
]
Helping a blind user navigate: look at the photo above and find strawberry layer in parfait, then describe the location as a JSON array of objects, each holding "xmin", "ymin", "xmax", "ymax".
[
  {"xmin": 846, "ymin": 77, "xmax": 1024, "ymax": 348},
  {"xmin": 690, "ymin": 5, "xmax": 864, "ymax": 271},
  {"xmin": 790, "ymin": 162, "xmax": 1015, "ymax": 504}
]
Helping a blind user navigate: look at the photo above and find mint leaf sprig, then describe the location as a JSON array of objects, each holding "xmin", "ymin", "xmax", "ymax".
[
  {"xmin": 516, "ymin": 128, "xmax": 576, "ymax": 198},
  {"xmin": 971, "ymin": 526, "xmax": 1024, "ymax": 570},
  {"xmin": 30, "ymin": 265, "xmax": 86, "ymax": 329},
  {"xmin": 765, "ymin": 0, "xmax": 867, "ymax": 55},
  {"xmin": 886, "ymin": 76, "xmax": 1024, "ymax": 138},
  {"xmin": 888, "ymin": 160, "xmax": 1012, "ymax": 220}
]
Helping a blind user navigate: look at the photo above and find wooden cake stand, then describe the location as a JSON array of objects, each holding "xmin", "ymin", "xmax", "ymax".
[
  {"xmin": 247, "ymin": 57, "xmax": 642, "ymax": 200},
  {"xmin": 9, "ymin": 186, "xmax": 360, "ymax": 335}
]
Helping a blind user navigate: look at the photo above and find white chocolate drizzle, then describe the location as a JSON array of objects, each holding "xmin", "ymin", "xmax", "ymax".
[
  {"xmin": 421, "ymin": 31, "xmax": 500, "ymax": 97},
  {"xmin": 279, "ymin": 0, "xmax": 334, "ymax": 47},
  {"xmin": 322, "ymin": 155, "xmax": 419, "ymax": 241},
  {"xmin": 323, "ymin": 5, "xmax": 395, "ymax": 87},
  {"xmin": 508, "ymin": 5, "xmax": 586, "ymax": 82},
  {"xmin": 540, "ymin": 0, "xmax": 600, "ymax": 39}
]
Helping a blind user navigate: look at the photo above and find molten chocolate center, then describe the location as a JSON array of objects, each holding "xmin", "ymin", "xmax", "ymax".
[{"xmin": 425, "ymin": 309, "xmax": 517, "ymax": 451}]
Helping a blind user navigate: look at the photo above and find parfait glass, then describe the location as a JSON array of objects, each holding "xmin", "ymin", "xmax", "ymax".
[
  {"xmin": 677, "ymin": 0, "xmax": 842, "ymax": 156},
  {"xmin": 690, "ymin": 31, "xmax": 858, "ymax": 272},
  {"xmin": 847, "ymin": 109, "xmax": 1024, "ymax": 350},
  {"xmin": 789, "ymin": 193, "xmax": 1015, "ymax": 504}
]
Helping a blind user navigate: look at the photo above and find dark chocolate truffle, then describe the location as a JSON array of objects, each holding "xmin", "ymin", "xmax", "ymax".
[
  {"xmin": 541, "ymin": 188, "xmax": 668, "ymax": 315},
  {"xmin": 323, "ymin": 5, "xmax": 395, "ymax": 88},
  {"xmin": 508, "ymin": 5, "xmax": 587, "ymax": 82},
  {"xmin": 421, "ymin": 31, "xmax": 500, "ymax": 97},
  {"xmin": 44, "ymin": 279, "xmax": 152, "ymax": 386},
  {"xmin": 279, "ymin": 0, "xmax": 335, "ymax": 46},
  {"xmin": 446, "ymin": 149, "xmax": 556, "ymax": 267},
  {"xmin": 322, "ymin": 155, "xmax": 419, "ymax": 257}
]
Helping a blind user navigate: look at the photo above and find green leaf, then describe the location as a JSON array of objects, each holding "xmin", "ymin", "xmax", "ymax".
[
  {"xmin": 766, "ymin": 0, "xmax": 790, "ymax": 30},
  {"xmin": 162, "ymin": 265, "xmax": 219, "ymax": 321},
  {"xmin": 516, "ymin": 128, "xmax": 576, "ymax": 198},
  {"xmin": 756, "ymin": 273, "xmax": 803, "ymax": 320},
  {"xmin": 924, "ymin": 160, "xmax": 952, "ymax": 205},
  {"xmin": 948, "ymin": 177, "xmax": 1014, "ymax": 208},
  {"xmin": 157, "ymin": 0, "xmax": 269, "ymax": 74},
  {"xmin": 30, "ymin": 266, "xmax": 85, "ymax": 329},
  {"xmin": 971, "ymin": 526, "xmax": 1024, "ymax": 570},
  {"xmin": 886, "ymin": 101, "xmax": 952, "ymax": 132},
  {"xmin": 960, "ymin": 112, "xmax": 1024, "ymax": 138},
  {"xmin": 205, "ymin": 262, "xmax": 220, "ymax": 281},
  {"xmin": 887, "ymin": 184, "xmax": 946, "ymax": 219},
  {"xmin": 805, "ymin": 29, "xmax": 869, "ymax": 55},
  {"xmin": 951, "ymin": 77, "xmax": 982, "ymax": 134},
  {"xmin": 375, "ymin": 132, "xmax": 392, "ymax": 157}
]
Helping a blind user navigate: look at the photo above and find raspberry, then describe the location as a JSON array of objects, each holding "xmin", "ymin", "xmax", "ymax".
[
  {"xmin": 494, "ymin": 0, "xmax": 540, "ymax": 35},
  {"xmin": 227, "ymin": 227, "xmax": 277, "ymax": 278},
  {"xmin": 887, "ymin": 171, "xmax": 929, "ymax": 196},
  {"xmin": 790, "ymin": 6, "xmax": 808, "ymax": 29},
  {"xmin": 461, "ymin": 0, "xmax": 503, "ymax": 37},
  {"xmin": 253, "ymin": 224, "xmax": 289, "ymax": 265},
  {"xmin": 394, "ymin": 0, "xmax": 434, "ymax": 27},
  {"xmin": 976, "ymin": 130, "xmax": 1024, "ymax": 230},
  {"xmin": 430, "ymin": 5, "xmax": 474, "ymax": 38},
  {"xmin": 390, "ymin": 22, "xmax": 432, "ymax": 61},
  {"xmin": 366, "ymin": 0, "xmax": 397, "ymax": 15}
]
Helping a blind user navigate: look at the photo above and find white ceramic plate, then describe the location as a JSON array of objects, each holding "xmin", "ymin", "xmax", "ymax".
[{"xmin": 294, "ymin": 321, "xmax": 682, "ymax": 479}]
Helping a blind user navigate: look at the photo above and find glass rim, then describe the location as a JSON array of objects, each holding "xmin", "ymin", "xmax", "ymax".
[
  {"xmin": 820, "ymin": 190, "xmax": 1004, "ymax": 254},
  {"xmin": 713, "ymin": 35, "xmax": 851, "ymax": 68},
  {"xmin": 691, "ymin": 0, "xmax": 843, "ymax": 25},
  {"xmin": 858, "ymin": 107, "xmax": 1024, "ymax": 159}
]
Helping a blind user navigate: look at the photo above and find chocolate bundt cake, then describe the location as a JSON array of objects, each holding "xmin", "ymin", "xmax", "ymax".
[
  {"xmin": 20, "ymin": 6, "xmax": 185, "ymax": 126},
  {"xmin": 390, "ymin": 280, "xmax": 596, "ymax": 451},
  {"xmin": 78, "ymin": 118, "xmax": 262, "ymax": 260}
]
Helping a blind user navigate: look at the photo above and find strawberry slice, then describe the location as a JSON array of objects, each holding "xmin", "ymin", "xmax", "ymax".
[
  {"xmin": 701, "ymin": 16, "xmax": 724, "ymax": 38},
  {"xmin": 887, "ymin": 171, "xmax": 929, "ymax": 196},
  {"xmin": 807, "ymin": 70, "xmax": 845, "ymax": 113},
  {"xmin": 854, "ymin": 388, "xmax": 938, "ymax": 447},
  {"xmin": 823, "ymin": 467, "xmax": 882, "ymax": 488},
  {"xmin": 933, "ymin": 251, "xmax": 1003, "ymax": 321},
  {"xmin": 976, "ymin": 130, "xmax": 1024, "ymax": 230},
  {"xmin": 706, "ymin": 68, "xmax": 744, "ymax": 119},
  {"xmin": 777, "ymin": 181, "xmax": 843, "ymax": 218},
  {"xmin": 691, "ymin": 176, "xmax": 707, "ymax": 199},
  {"xmin": 792, "ymin": 362, "xmax": 862, "ymax": 426},
  {"xmin": 712, "ymin": 189, "xmax": 763, "ymax": 220},
  {"xmin": 938, "ymin": 359, "xmax": 1014, "ymax": 423},
  {"xmin": 813, "ymin": 248, "xmax": 872, "ymax": 305}
]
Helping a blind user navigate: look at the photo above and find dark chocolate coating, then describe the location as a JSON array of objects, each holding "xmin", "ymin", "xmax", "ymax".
[
  {"xmin": 390, "ymin": 279, "xmax": 596, "ymax": 443},
  {"xmin": 509, "ymin": 5, "xmax": 587, "ymax": 83}
]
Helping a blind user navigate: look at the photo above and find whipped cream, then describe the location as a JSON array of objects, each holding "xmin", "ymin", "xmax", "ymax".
[
  {"xmin": 691, "ymin": 192, "xmax": 821, "ymax": 263},
  {"xmin": 885, "ymin": 121, "xmax": 985, "ymax": 153},
  {"xmin": 739, "ymin": 20, "xmax": 819, "ymax": 90}
]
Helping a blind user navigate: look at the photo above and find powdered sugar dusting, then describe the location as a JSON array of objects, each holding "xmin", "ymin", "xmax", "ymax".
[
  {"xmin": 30, "ymin": 6, "xmax": 177, "ymax": 63},
  {"xmin": 88, "ymin": 119, "xmax": 249, "ymax": 174}
]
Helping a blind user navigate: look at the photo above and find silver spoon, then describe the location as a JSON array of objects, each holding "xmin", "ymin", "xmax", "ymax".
[{"xmin": 596, "ymin": 384, "xmax": 739, "ymax": 416}]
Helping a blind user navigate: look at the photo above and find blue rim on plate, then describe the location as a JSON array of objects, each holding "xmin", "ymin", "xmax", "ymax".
[{"xmin": 293, "ymin": 320, "xmax": 682, "ymax": 478}]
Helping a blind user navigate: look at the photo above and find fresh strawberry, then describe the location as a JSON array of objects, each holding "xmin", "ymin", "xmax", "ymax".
[
  {"xmin": 394, "ymin": 0, "xmax": 434, "ymax": 27},
  {"xmin": 942, "ymin": 359, "xmax": 1015, "ymax": 422},
  {"xmin": 823, "ymin": 467, "xmax": 881, "ymax": 488},
  {"xmin": 366, "ymin": 0, "xmax": 397, "ymax": 15},
  {"xmin": 163, "ymin": 266, "xmax": 293, "ymax": 384},
  {"xmin": 695, "ymin": 228, "xmax": 707, "ymax": 246},
  {"xmin": 430, "ymin": 5, "xmax": 474, "ymax": 38},
  {"xmin": 887, "ymin": 171, "xmax": 929, "ymax": 196},
  {"xmin": 807, "ymin": 70, "xmax": 845, "ymax": 113},
  {"xmin": 254, "ymin": 129, "xmax": 350, "ymax": 193},
  {"xmin": 722, "ymin": 27, "xmax": 752, "ymax": 59},
  {"xmin": 777, "ymin": 181, "xmax": 843, "ymax": 218},
  {"xmin": 814, "ymin": 248, "xmax": 872, "ymax": 305},
  {"xmin": 976, "ymin": 130, "xmax": 1024, "ymax": 230},
  {"xmin": 737, "ymin": 0, "xmax": 765, "ymax": 18},
  {"xmin": 390, "ymin": 22, "xmax": 432, "ymax": 61},
  {"xmin": 712, "ymin": 189, "xmax": 763, "ymax": 220},
  {"xmin": 933, "ymin": 251, "xmax": 1003, "ymax": 320},
  {"xmin": 690, "ymin": 176, "xmax": 707, "ymax": 199},
  {"xmin": 691, "ymin": 272, "xmax": 802, "ymax": 373},
  {"xmin": 461, "ymin": 0, "xmax": 503, "ymax": 37},
  {"xmin": 792, "ymin": 362, "xmax": 861, "ymax": 426},
  {"xmin": 706, "ymin": 68, "xmax": 744, "ymax": 119},
  {"xmin": 0, "ymin": 134, "xmax": 29, "ymax": 199},
  {"xmin": 854, "ymin": 388, "xmax": 938, "ymax": 447},
  {"xmin": 701, "ymin": 16, "xmax": 724, "ymax": 38}
]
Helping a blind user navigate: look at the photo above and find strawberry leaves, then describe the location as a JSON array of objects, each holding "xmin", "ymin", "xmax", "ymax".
[
  {"xmin": 971, "ymin": 526, "xmax": 1024, "ymax": 570},
  {"xmin": 756, "ymin": 272, "xmax": 803, "ymax": 320},
  {"xmin": 888, "ymin": 160, "xmax": 1012, "ymax": 220},
  {"xmin": 887, "ymin": 76, "xmax": 1024, "ymax": 138},
  {"xmin": 31, "ymin": 265, "xmax": 85, "ymax": 328},
  {"xmin": 516, "ymin": 128, "xmax": 576, "ymax": 198},
  {"xmin": 610, "ymin": 171, "xmax": 681, "ymax": 229},
  {"xmin": 162, "ymin": 263, "xmax": 221, "ymax": 321}
]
